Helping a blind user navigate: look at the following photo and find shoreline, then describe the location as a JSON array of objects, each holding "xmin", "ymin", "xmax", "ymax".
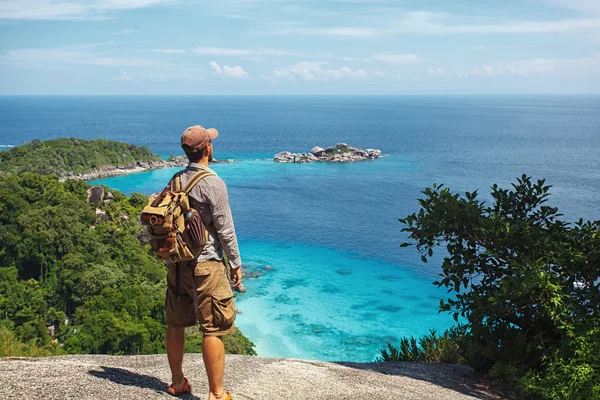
[{"xmin": 60, "ymin": 156, "xmax": 235, "ymax": 182}]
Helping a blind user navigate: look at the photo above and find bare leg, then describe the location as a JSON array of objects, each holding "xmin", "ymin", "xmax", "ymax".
[
  {"xmin": 166, "ymin": 326, "xmax": 186, "ymax": 389},
  {"xmin": 203, "ymin": 335, "xmax": 226, "ymax": 399}
]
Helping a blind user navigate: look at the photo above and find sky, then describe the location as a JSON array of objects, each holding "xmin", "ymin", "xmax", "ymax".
[{"xmin": 0, "ymin": 0, "xmax": 599, "ymax": 95}]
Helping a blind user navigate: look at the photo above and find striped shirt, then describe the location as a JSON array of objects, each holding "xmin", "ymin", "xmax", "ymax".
[{"xmin": 167, "ymin": 163, "xmax": 242, "ymax": 269}]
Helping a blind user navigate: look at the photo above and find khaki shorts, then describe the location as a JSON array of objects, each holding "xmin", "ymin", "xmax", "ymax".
[{"xmin": 165, "ymin": 259, "xmax": 236, "ymax": 337}]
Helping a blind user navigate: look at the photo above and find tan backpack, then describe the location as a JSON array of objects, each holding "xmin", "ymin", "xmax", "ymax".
[{"xmin": 141, "ymin": 169, "xmax": 213, "ymax": 263}]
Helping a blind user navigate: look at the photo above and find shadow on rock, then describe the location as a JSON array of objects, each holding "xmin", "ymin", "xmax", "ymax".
[
  {"xmin": 88, "ymin": 366, "xmax": 201, "ymax": 399},
  {"xmin": 337, "ymin": 362, "xmax": 506, "ymax": 400}
]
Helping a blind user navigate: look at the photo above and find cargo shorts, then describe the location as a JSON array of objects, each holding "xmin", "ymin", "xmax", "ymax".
[{"xmin": 165, "ymin": 259, "xmax": 236, "ymax": 337}]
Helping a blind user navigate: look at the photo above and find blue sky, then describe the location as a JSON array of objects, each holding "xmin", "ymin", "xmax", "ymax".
[{"xmin": 0, "ymin": 0, "xmax": 599, "ymax": 94}]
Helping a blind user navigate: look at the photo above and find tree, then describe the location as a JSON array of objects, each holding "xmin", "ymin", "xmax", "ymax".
[{"xmin": 400, "ymin": 176, "xmax": 600, "ymax": 399}]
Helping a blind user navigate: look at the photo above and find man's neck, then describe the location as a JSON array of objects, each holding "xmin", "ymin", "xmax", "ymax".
[{"xmin": 189, "ymin": 159, "xmax": 209, "ymax": 167}]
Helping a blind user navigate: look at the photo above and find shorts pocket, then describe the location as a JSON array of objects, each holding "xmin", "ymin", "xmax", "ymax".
[
  {"xmin": 211, "ymin": 288, "xmax": 235, "ymax": 327},
  {"xmin": 194, "ymin": 265, "xmax": 211, "ymax": 277}
]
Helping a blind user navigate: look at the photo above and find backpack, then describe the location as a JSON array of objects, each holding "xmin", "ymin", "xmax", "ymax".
[{"xmin": 141, "ymin": 169, "xmax": 213, "ymax": 263}]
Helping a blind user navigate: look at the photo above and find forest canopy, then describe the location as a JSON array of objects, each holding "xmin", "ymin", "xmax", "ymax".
[
  {"xmin": 0, "ymin": 172, "xmax": 255, "ymax": 357},
  {"xmin": 0, "ymin": 138, "xmax": 161, "ymax": 177}
]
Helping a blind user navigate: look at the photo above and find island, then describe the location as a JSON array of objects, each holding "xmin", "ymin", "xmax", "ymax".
[
  {"xmin": 274, "ymin": 143, "xmax": 383, "ymax": 163},
  {"xmin": 0, "ymin": 138, "xmax": 234, "ymax": 181}
]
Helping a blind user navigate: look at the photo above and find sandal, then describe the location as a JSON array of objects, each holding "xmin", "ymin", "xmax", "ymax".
[{"xmin": 167, "ymin": 377, "xmax": 192, "ymax": 397}]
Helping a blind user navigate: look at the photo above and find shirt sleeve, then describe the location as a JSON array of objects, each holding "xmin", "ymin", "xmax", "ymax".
[{"xmin": 205, "ymin": 177, "xmax": 242, "ymax": 269}]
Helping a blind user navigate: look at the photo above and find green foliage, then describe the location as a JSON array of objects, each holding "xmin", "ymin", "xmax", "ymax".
[
  {"xmin": 0, "ymin": 325, "xmax": 63, "ymax": 357},
  {"xmin": 399, "ymin": 175, "xmax": 600, "ymax": 399},
  {"xmin": 185, "ymin": 327, "xmax": 257, "ymax": 356},
  {"xmin": 378, "ymin": 325, "xmax": 466, "ymax": 364},
  {"xmin": 0, "ymin": 172, "xmax": 256, "ymax": 357},
  {"xmin": 0, "ymin": 138, "xmax": 161, "ymax": 177}
]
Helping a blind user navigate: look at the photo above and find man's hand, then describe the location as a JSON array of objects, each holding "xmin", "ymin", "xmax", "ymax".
[{"xmin": 231, "ymin": 267, "xmax": 243, "ymax": 290}]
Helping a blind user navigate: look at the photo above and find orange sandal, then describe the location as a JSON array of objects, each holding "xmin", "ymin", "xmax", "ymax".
[{"xmin": 167, "ymin": 377, "xmax": 192, "ymax": 397}]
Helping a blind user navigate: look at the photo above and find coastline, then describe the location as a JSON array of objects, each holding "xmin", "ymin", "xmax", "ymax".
[{"xmin": 60, "ymin": 156, "xmax": 234, "ymax": 182}]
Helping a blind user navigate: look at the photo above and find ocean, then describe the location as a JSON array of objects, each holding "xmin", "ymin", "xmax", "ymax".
[{"xmin": 1, "ymin": 95, "xmax": 599, "ymax": 361}]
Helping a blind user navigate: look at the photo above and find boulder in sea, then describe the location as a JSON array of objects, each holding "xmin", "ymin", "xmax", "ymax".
[
  {"xmin": 274, "ymin": 144, "xmax": 383, "ymax": 163},
  {"xmin": 263, "ymin": 265, "xmax": 276, "ymax": 271},
  {"xmin": 311, "ymin": 146, "xmax": 325, "ymax": 156},
  {"xmin": 234, "ymin": 284, "xmax": 247, "ymax": 293}
]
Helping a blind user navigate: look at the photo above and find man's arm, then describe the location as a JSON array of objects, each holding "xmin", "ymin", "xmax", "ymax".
[{"xmin": 206, "ymin": 177, "xmax": 242, "ymax": 270}]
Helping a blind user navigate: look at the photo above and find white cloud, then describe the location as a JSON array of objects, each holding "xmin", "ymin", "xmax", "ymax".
[
  {"xmin": 398, "ymin": 11, "xmax": 600, "ymax": 35},
  {"xmin": 273, "ymin": 10, "xmax": 600, "ymax": 38},
  {"xmin": 281, "ymin": 27, "xmax": 382, "ymax": 38},
  {"xmin": 428, "ymin": 67, "xmax": 446, "ymax": 76},
  {"xmin": 0, "ymin": 48, "xmax": 165, "ymax": 67},
  {"xmin": 458, "ymin": 59, "xmax": 557, "ymax": 78},
  {"xmin": 267, "ymin": 62, "xmax": 368, "ymax": 81},
  {"xmin": 457, "ymin": 56, "xmax": 600, "ymax": 79},
  {"xmin": 209, "ymin": 61, "xmax": 248, "ymax": 79},
  {"xmin": 113, "ymin": 71, "xmax": 131, "ymax": 81},
  {"xmin": 209, "ymin": 61, "xmax": 223, "ymax": 74},
  {"xmin": 223, "ymin": 65, "xmax": 248, "ymax": 79},
  {"xmin": 374, "ymin": 71, "xmax": 385, "ymax": 78},
  {"xmin": 194, "ymin": 46, "xmax": 313, "ymax": 58},
  {"xmin": 154, "ymin": 49, "xmax": 186, "ymax": 54},
  {"xmin": 0, "ymin": 0, "xmax": 175, "ymax": 20},
  {"xmin": 341, "ymin": 56, "xmax": 371, "ymax": 62},
  {"xmin": 372, "ymin": 53, "xmax": 421, "ymax": 64}
]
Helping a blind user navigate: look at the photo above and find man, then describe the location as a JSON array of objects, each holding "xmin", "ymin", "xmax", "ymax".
[{"xmin": 165, "ymin": 125, "xmax": 243, "ymax": 400}]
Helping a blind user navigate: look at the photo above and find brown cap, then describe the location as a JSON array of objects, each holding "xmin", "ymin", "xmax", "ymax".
[{"xmin": 181, "ymin": 125, "xmax": 219, "ymax": 151}]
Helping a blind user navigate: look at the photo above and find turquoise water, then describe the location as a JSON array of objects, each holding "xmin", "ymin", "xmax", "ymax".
[
  {"xmin": 92, "ymin": 158, "xmax": 453, "ymax": 362},
  {"xmin": 4, "ymin": 95, "xmax": 600, "ymax": 361}
]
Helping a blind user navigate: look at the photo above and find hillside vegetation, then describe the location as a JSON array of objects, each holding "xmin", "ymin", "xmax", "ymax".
[
  {"xmin": 0, "ymin": 172, "xmax": 255, "ymax": 357},
  {"xmin": 0, "ymin": 138, "xmax": 161, "ymax": 177},
  {"xmin": 383, "ymin": 176, "xmax": 600, "ymax": 400}
]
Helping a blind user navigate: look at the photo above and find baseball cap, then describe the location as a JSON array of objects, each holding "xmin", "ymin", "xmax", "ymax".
[{"xmin": 181, "ymin": 125, "xmax": 219, "ymax": 151}]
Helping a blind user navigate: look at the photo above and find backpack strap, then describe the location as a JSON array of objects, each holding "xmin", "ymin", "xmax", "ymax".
[
  {"xmin": 170, "ymin": 171, "xmax": 184, "ymax": 192},
  {"xmin": 182, "ymin": 170, "xmax": 214, "ymax": 193}
]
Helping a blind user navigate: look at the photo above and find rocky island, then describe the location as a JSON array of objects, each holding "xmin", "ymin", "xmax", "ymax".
[{"xmin": 274, "ymin": 143, "xmax": 383, "ymax": 163}]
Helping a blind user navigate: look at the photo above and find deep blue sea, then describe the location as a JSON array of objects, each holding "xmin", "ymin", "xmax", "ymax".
[{"xmin": 1, "ymin": 95, "xmax": 599, "ymax": 361}]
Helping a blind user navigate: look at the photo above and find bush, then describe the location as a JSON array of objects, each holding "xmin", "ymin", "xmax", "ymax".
[
  {"xmin": 378, "ymin": 325, "xmax": 466, "ymax": 364},
  {"xmin": 399, "ymin": 176, "xmax": 600, "ymax": 399}
]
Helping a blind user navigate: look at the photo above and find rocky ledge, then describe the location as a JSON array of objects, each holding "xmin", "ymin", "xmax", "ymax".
[
  {"xmin": 274, "ymin": 143, "xmax": 383, "ymax": 163},
  {"xmin": 60, "ymin": 156, "xmax": 235, "ymax": 182},
  {"xmin": 0, "ymin": 354, "xmax": 505, "ymax": 400}
]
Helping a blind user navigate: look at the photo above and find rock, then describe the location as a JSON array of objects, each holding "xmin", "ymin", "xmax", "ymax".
[
  {"xmin": 234, "ymin": 284, "xmax": 247, "ymax": 293},
  {"xmin": 87, "ymin": 186, "xmax": 104, "ymax": 204},
  {"xmin": 0, "ymin": 354, "xmax": 502, "ymax": 400},
  {"xmin": 245, "ymin": 271, "xmax": 262, "ymax": 279},
  {"xmin": 311, "ymin": 146, "xmax": 325, "ymax": 156},
  {"xmin": 337, "ymin": 269, "xmax": 352, "ymax": 275},
  {"xmin": 274, "ymin": 145, "xmax": 383, "ymax": 164},
  {"xmin": 105, "ymin": 192, "xmax": 115, "ymax": 200},
  {"xmin": 95, "ymin": 208, "xmax": 109, "ymax": 222},
  {"xmin": 263, "ymin": 265, "xmax": 276, "ymax": 271},
  {"xmin": 275, "ymin": 151, "xmax": 292, "ymax": 158}
]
